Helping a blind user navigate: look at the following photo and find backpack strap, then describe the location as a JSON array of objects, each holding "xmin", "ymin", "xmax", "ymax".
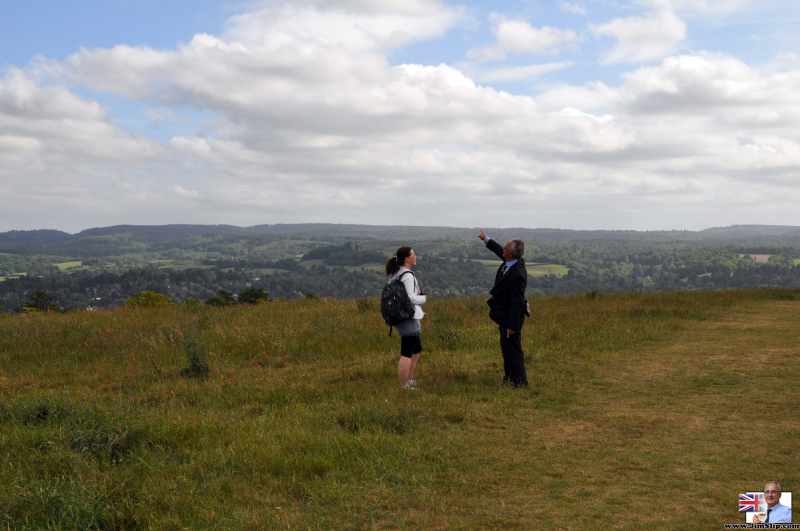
[
  {"xmin": 391, "ymin": 271, "xmax": 415, "ymax": 336},
  {"xmin": 396, "ymin": 270, "xmax": 416, "ymax": 292}
]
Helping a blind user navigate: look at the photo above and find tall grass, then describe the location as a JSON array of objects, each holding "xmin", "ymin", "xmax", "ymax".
[{"xmin": 0, "ymin": 288, "xmax": 797, "ymax": 529}]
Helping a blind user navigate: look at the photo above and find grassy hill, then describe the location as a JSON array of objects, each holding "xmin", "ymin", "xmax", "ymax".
[{"xmin": 1, "ymin": 289, "xmax": 799, "ymax": 529}]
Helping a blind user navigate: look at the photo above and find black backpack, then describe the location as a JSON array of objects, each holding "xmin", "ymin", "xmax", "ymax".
[{"xmin": 381, "ymin": 271, "xmax": 416, "ymax": 335}]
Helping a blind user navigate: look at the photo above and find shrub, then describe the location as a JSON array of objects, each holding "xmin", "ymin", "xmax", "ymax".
[
  {"xmin": 16, "ymin": 288, "xmax": 59, "ymax": 313},
  {"xmin": 238, "ymin": 287, "xmax": 271, "ymax": 305},
  {"xmin": 125, "ymin": 291, "xmax": 175, "ymax": 308},
  {"xmin": 205, "ymin": 289, "xmax": 236, "ymax": 307},
  {"xmin": 183, "ymin": 296, "xmax": 202, "ymax": 312},
  {"xmin": 181, "ymin": 337, "xmax": 210, "ymax": 378}
]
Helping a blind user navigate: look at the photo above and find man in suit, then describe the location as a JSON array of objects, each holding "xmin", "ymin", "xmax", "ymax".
[{"xmin": 479, "ymin": 229, "xmax": 528, "ymax": 387}]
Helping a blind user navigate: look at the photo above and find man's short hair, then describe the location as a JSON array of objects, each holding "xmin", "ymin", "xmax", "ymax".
[
  {"xmin": 765, "ymin": 481, "xmax": 782, "ymax": 492},
  {"xmin": 509, "ymin": 239, "xmax": 524, "ymax": 260}
]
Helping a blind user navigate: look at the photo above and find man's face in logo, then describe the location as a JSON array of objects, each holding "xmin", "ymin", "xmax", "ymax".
[{"xmin": 764, "ymin": 483, "xmax": 781, "ymax": 508}]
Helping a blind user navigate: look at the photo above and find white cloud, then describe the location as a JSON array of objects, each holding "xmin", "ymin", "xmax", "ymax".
[
  {"xmin": 474, "ymin": 61, "xmax": 574, "ymax": 82},
  {"xmin": 0, "ymin": 67, "xmax": 161, "ymax": 164},
  {"xmin": 558, "ymin": 2, "xmax": 586, "ymax": 15},
  {"xmin": 3, "ymin": 1, "xmax": 800, "ymax": 231},
  {"xmin": 223, "ymin": 0, "xmax": 461, "ymax": 52},
  {"xmin": 467, "ymin": 17, "xmax": 581, "ymax": 62},
  {"xmin": 651, "ymin": 0, "xmax": 754, "ymax": 15},
  {"xmin": 590, "ymin": 9, "xmax": 687, "ymax": 64},
  {"xmin": 494, "ymin": 19, "xmax": 581, "ymax": 55},
  {"xmin": 0, "ymin": 67, "xmax": 180, "ymax": 230},
  {"xmin": 615, "ymin": 53, "xmax": 800, "ymax": 116}
]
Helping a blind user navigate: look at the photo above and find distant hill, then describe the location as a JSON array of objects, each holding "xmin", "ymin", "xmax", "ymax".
[
  {"xmin": 0, "ymin": 230, "xmax": 72, "ymax": 249},
  {"xmin": 2, "ymin": 223, "xmax": 800, "ymax": 255},
  {"xmin": 699, "ymin": 225, "xmax": 800, "ymax": 237},
  {"xmin": 246, "ymin": 224, "xmax": 474, "ymax": 239},
  {"xmin": 77, "ymin": 224, "xmax": 245, "ymax": 239}
]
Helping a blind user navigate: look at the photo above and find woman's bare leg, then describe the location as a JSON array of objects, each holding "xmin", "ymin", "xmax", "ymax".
[
  {"xmin": 398, "ymin": 357, "xmax": 412, "ymax": 388},
  {"xmin": 407, "ymin": 353, "xmax": 420, "ymax": 381}
]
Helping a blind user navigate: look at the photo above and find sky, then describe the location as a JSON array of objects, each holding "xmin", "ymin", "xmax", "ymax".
[{"xmin": 2, "ymin": 0, "xmax": 800, "ymax": 233}]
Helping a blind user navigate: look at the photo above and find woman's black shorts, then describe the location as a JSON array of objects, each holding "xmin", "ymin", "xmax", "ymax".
[{"xmin": 400, "ymin": 333, "xmax": 422, "ymax": 359}]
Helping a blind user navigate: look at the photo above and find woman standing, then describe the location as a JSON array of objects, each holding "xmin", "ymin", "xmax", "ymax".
[{"xmin": 385, "ymin": 246, "xmax": 426, "ymax": 389}]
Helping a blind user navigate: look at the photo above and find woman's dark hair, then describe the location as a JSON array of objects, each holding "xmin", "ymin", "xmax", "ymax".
[{"xmin": 385, "ymin": 246, "xmax": 413, "ymax": 276}]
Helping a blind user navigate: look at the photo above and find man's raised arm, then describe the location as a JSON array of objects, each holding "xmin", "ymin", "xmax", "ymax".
[{"xmin": 478, "ymin": 229, "xmax": 505, "ymax": 260}]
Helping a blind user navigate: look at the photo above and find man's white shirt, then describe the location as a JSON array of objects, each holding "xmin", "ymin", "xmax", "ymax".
[{"xmin": 766, "ymin": 502, "xmax": 792, "ymax": 523}]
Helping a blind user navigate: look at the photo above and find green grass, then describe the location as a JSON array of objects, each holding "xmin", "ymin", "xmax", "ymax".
[
  {"xmin": 474, "ymin": 258, "xmax": 569, "ymax": 277},
  {"xmin": 216, "ymin": 267, "xmax": 291, "ymax": 275},
  {"xmin": 1, "ymin": 289, "xmax": 799, "ymax": 529},
  {"xmin": 160, "ymin": 264, "xmax": 217, "ymax": 271},
  {"xmin": 299, "ymin": 259, "xmax": 326, "ymax": 267},
  {"xmin": 448, "ymin": 257, "xmax": 569, "ymax": 277},
  {"xmin": 252, "ymin": 240, "xmax": 330, "ymax": 252},
  {"xmin": 527, "ymin": 263, "xmax": 569, "ymax": 277},
  {"xmin": 56, "ymin": 261, "xmax": 84, "ymax": 271},
  {"xmin": 444, "ymin": 258, "xmax": 498, "ymax": 266},
  {"xmin": 255, "ymin": 268, "xmax": 290, "ymax": 276},
  {"xmin": 300, "ymin": 257, "xmax": 565, "ymax": 276},
  {"xmin": 794, "ymin": 258, "xmax": 800, "ymax": 265},
  {"xmin": 299, "ymin": 259, "xmax": 384, "ymax": 272},
  {"xmin": 343, "ymin": 262, "xmax": 384, "ymax": 272}
]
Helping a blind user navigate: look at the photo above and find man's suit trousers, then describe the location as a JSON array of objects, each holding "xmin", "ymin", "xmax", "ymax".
[{"xmin": 499, "ymin": 318, "xmax": 527, "ymax": 386}]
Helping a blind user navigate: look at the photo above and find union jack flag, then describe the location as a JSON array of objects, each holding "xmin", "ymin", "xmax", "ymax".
[{"xmin": 739, "ymin": 492, "xmax": 766, "ymax": 512}]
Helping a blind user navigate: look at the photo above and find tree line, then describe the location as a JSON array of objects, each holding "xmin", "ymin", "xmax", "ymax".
[{"xmin": 2, "ymin": 241, "xmax": 800, "ymax": 313}]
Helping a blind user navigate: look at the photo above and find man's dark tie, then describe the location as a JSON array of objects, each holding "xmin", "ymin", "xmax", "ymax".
[
  {"xmin": 496, "ymin": 263, "xmax": 507, "ymax": 282},
  {"xmin": 766, "ymin": 509, "xmax": 771, "ymax": 523}
]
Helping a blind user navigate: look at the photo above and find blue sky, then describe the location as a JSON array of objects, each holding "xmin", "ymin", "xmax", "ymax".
[
  {"xmin": 2, "ymin": 0, "xmax": 800, "ymax": 232},
  {"xmin": 0, "ymin": 1, "xmax": 234, "ymax": 64}
]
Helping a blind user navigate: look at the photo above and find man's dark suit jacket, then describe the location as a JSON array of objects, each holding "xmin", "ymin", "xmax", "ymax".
[{"xmin": 485, "ymin": 239, "xmax": 527, "ymax": 332}]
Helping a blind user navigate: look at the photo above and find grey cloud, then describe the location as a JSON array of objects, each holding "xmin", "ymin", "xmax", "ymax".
[{"xmin": 617, "ymin": 54, "xmax": 790, "ymax": 115}]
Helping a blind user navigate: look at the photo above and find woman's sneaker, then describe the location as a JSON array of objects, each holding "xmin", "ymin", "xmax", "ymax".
[
  {"xmin": 403, "ymin": 381, "xmax": 417, "ymax": 390},
  {"xmin": 407, "ymin": 379, "xmax": 417, "ymax": 387}
]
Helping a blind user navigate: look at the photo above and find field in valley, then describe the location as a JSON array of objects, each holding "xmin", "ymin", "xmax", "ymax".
[{"xmin": 0, "ymin": 289, "xmax": 798, "ymax": 530}]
